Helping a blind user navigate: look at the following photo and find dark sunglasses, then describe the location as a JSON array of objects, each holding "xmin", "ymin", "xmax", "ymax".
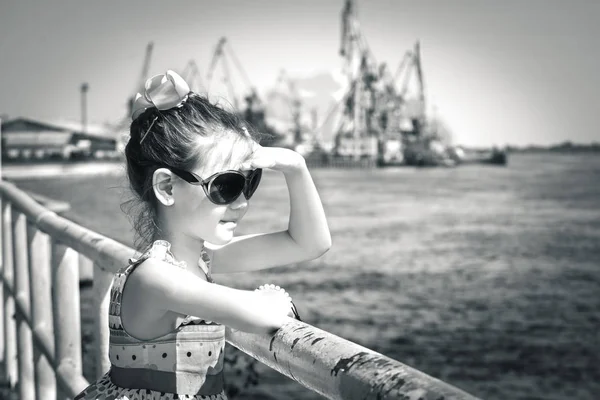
[{"xmin": 168, "ymin": 166, "xmax": 262, "ymax": 205}]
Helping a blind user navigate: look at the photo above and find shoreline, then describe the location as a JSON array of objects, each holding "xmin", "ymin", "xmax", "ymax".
[
  {"xmin": 1, "ymin": 151, "xmax": 595, "ymax": 181},
  {"xmin": 1, "ymin": 161, "xmax": 125, "ymax": 180}
]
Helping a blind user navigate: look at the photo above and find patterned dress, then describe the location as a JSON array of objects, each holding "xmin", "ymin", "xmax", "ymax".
[{"xmin": 75, "ymin": 240, "xmax": 227, "ymax": 400}]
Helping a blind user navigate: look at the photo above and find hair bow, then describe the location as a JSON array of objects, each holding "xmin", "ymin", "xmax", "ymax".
[{"xmin": 131, "ymin": 70, "xmax": 191, "ymax": 121}]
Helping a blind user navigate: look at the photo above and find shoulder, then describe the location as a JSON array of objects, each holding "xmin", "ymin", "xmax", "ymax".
[
  {"xmin": 125, "ymin": 256, "xmax": 212, "ymax": 306},
  {"xmin": 122, "ymin": 241, "xmax": 184, "ymax": 289},
  {"xmin": 125, "ymin": 257, "xmax": 181, "ymax": 293}
]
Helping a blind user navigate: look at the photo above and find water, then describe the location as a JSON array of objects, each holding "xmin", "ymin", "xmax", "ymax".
[{"xmin": 12, "ymin": 153, "xmax": 600, "ymax": 399}]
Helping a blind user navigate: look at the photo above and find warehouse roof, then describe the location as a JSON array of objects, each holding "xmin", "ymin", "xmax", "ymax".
[
  {"xmin": 1, "ymin": 117, "xmax": 116, "ymax": 139},
  {"xmin": 4, "ymin": 131, "xmax": 72, "ymax": 147}
]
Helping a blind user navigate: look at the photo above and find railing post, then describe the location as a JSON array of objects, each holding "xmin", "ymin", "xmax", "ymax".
[
  {"xmin": 2, "ymin": 201, "xmax": 17, "ymax": 388},
  {"xmin": 79, "ymin": 252, "xmax": 93, "ymax": 283},
  {"xmin": 27, "ymin": 224, "xmax": 56, "ymax": 400},
  {"xmin": 52, "ymin": 242, "xmax": 85, "ymax": 398},
  {"xmin": 12, "ymin": 211, "xmax": 34, "ymax": 400},
  {"xmin": 0, "ymin": 198, "xmax": 4, "ymax": 379},
  {"xmin": 0, "ymin": 119, "xmax": 2, "ymax": 387},
  {"xmin": 92, "ymin": 263, "xmax": 112, "ymax": 378}
]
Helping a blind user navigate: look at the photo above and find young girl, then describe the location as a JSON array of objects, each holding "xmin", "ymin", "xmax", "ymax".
[{"xmin": 75, "ymin": 70, "xmax": 331, "ymax": 399}]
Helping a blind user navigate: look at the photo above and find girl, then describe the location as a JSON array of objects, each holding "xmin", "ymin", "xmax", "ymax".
[{"xmin": 75, "ymin": 70, "xmax": 331, "ymax": 399}]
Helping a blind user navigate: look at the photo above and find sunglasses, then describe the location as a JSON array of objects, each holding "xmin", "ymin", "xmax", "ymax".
[{"xmin": 168, "ymin": 166, "xmax": 262, "ymax": 205}]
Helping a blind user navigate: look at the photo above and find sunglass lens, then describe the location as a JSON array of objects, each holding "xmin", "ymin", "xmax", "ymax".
[
  {"xmin": 209, "ymin": 173, "xmax": 246, "ymax": 204},
  {"xmin": 244, "ymin": 169, "xmax": 262, "ymax": 199}
]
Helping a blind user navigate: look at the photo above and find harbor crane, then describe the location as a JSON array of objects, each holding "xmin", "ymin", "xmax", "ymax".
[
  {"xmin": 180, "ymin": 60, "xmax": 205, "ymax": 93},
  {"xmin": 205, "ymin": 37, "xmax": 280, "ymax": 145},
  {"xmin": 206, "ymin": 37, "xmax": 261, "ymax": 112},
  {"xmin": 114, "ymin": 41, "xmax": 153, "ymax": 147},
  {"xmin": 127, "ymin": 42, "xmax": 154, "ymax": 118},
  {"xmin": 274, "ymin": 70, "xmax": 304, "ymax": 146},
  {"xmin": 336, "ymin": 0, "xmax": 389, "ymax": 160},
  {"xmin": 334, "ymin": 0, "xmax": 439, "ymax": 165}
]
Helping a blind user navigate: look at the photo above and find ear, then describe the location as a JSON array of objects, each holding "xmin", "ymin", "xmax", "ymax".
[{"xmin": 152, "ymin": 168, "xmax": 175, "ymax": 206}]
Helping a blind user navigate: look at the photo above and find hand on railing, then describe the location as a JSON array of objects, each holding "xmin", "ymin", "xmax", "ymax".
[{"xmin": 255, "ymin": 284, "xmax": 301, "ymax": 321}]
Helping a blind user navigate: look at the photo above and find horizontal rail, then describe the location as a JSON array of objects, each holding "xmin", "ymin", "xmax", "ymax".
[
  {"xmin": 25, "ymin": 192, "xmax": 70, "ymax": 215},
  {"xmin": 0, "ymin": 180, "xmax": 134, "ymax": 274},
  {"xmin": 0, "ymin": 179, "xmax": 480, "ymax": 399},
  {"xmin": 227, "ymin": 319, "xmax": 479, "ymax": 400}
]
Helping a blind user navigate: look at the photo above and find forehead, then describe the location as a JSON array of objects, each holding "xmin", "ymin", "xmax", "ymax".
[{"xmin": 195, "ymin": 133, "xmax": 254, "ymax": 177}]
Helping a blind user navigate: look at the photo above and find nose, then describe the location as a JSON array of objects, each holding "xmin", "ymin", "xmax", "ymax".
[{"xmin": 229, "ymin": 194, "xmax": 248, "ymax": 211}]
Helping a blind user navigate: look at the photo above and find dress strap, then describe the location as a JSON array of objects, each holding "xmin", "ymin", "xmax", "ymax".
[
  {"xmin": 198, "ymin": 247, "xmax": 214, "ymax": 283},
  {"xmin": 127, "ymin": 240, "xmax": 187, "ymax": 269},
  {"xmin": 108, "ymin": 240, "xmax": 186, "ymax": 332}
]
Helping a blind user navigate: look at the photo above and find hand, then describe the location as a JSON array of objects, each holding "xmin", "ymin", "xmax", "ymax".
[
  {"xmin": 240, "ymin": 145, "xmax": 305, "ymax": 174},
  {"xmin": 255, "ymin": 284, "xmax": 296, "ymax": 319}
]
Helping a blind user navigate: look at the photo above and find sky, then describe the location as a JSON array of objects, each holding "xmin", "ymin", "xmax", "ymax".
[{"xmin": 1, "ymin": 0, "xmax": 599, "ymax": 147}]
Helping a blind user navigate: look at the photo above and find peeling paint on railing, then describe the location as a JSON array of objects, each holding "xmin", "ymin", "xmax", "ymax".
[{"xmin": 227, "ymin": 319, "xmax": 480, "ymax": 400}]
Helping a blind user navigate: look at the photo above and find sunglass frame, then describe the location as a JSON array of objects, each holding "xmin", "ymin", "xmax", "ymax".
[{"xmin": 168, "ymin": 167, "xmax": 262, "ymax": 205}]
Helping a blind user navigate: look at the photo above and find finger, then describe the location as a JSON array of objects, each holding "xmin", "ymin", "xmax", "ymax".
[
  {"xmin": 240, "ymin": 160, "xmax": 257, "ymax": 170},
  {"xmin": 251, "ymin": 142, "xmax": 262, "ymax": 152},
  {"xmin": 251, "ymin": 158, "xmax": 277, "ymax": 169}
]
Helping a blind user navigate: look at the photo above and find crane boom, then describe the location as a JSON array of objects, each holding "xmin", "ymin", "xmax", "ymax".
[
  {"xmin": 398, "ymin": 58, "xmax": 414, "ymax": 99},
  {"xmin": 225, "ymin": 40, "xmax": 262, "ymax": 107},
  {"xmin": 413, "ymin": 41, "xmax": 426, "ymax": 111},
  {"xmin": 206, "ymin": 37, "xmax": 227, "ymax": 92},
  {"xmin": 340, "ymin": 0, "xmax": 354, "ymax": 57},
  {"xmin": 137, "ymin": 42, "xmax": 154, "ymax": 92},
  {"xmin": 276, "ymin": 70, "xmax": 303, "ymax": 145},
  {"xmin": 393, "ymin": 50, "xmax": 413, "ymax": 90},
  {"xmin": 181, "ymin": 60, "xmax": 204, "ymax": 92},
  {"xmin": 127, "ymin": 42, "xmax": 154, "ymax": 118},
  {"xmin": 205, "ymin": 37, "xmax": 264, "ymax": 111},
  {"xmin": 226, "ymin": 44, "xmax": 253, "ymax": 91},
  {"xmin": 220, "ymin": 54, "xmax": 238, "ymax": 109}
]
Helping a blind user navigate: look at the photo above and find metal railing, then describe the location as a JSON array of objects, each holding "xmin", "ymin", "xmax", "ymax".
[{"xmin": 0, "ymin": 179, "xmax": 480, "ymax": 400}]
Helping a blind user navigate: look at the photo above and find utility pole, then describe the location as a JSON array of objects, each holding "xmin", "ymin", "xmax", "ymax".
[
  {"xmin": 414, "ymin": 41, "xmax": 426, "ymax": 127},
  {"xmin": 81, "ymin": 83, "xmax": 89, "ymax": 134},
  {"xmin": 0, "ymin": 116, "xmax": 3, "ymax": 181},
  {"xmin": 292, "ymin": 98, "xmax": 302, "ymax": 146}
]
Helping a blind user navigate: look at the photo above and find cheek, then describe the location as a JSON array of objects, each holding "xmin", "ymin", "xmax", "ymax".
[
  {"xmin": 175, "ymin": 187, "xmax": 234, "ymax": 242},
  {"xmin": 190, "ymin": 198, "xmax": 222, "ymax": 223},
  {"xmin": 177, "ymin": 188, "xmax": 215, "ymax": 222},
  {"xmin": 187, "ymin": 200, "xmax": 228, "ymax": 234},
  {"xmin": 238, "ymin": 203, "xmax": 249, "ymax": 219}
]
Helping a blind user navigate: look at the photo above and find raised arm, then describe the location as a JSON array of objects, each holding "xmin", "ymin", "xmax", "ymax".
[{"xmin": 211, "ymin": 147, "xmax": 332, "ymax": 273}]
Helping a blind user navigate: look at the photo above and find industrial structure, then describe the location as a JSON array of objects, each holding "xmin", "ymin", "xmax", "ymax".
[
  {"xmin": 204, "ymin": 37, "xmax": 283, "ymax": 145},
  {"xmin": 0, "ymin": 2, "xmax": 506, "ymax": 167},
  {"xmin": 327, "ymin": 0, "xmax": 456, "ymax": 166},
  {"xmin": 267, "ymin": 69, "xmax": 309, "ymax": 148},
  {"xmin": 1, "ymin": 117, "xmax": 118, "ymax": 161},
  {"xmin": 113, "ymin": 0, "xmax": 505, "ymax": 167}
]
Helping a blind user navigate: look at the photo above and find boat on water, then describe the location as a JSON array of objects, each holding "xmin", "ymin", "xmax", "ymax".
[
  {"xmin": 301, "ymin": 141, "xmax": 508, "ymax": 169},
  {"xmin": 377, "ymin": 137, "xmax": 509, "ymax": 168},
  {"xmin": 448, "ymin": 146, "xmax": 508, "ymax": 166}
]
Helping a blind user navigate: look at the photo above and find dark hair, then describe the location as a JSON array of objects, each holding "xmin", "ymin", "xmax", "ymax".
[{"xmin": 122, "ymin": 93, "xmax": 263, "ymax": 249}]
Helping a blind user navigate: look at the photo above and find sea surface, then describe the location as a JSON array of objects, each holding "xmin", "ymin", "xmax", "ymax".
[{"xmin": 11, "ymin": 152, "xmax": 600, "ymax": 400}]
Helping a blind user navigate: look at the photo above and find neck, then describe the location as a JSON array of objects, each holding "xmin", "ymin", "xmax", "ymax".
[{"xmin": 152, "ymin": 227, "xmax": 206, "ymax": 279}]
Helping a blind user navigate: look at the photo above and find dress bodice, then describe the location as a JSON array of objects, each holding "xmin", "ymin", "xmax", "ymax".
[{"xmin": 106, "ymin": 240, "xmax": 226, "ymax": 396}]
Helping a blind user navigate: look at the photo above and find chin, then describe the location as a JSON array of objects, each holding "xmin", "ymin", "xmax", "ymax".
[{"xmin": 210, "ymin": 229, "xmax": 235, "ymax": 245}]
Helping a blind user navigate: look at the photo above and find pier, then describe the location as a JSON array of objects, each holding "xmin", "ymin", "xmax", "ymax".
[{"xmin": 0, "ymin": 179, "xmax": 479, "ymax": 399}]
